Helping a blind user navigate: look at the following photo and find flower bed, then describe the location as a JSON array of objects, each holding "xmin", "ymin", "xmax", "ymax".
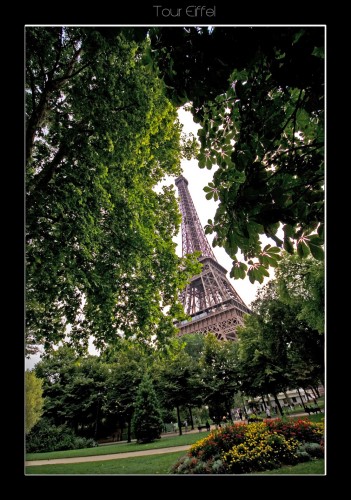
[{"xmin": 170, "ymin": 418, "xmax": 324, "ymax": 474}]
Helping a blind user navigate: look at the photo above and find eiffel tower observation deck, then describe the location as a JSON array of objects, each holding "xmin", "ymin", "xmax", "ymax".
[{"xmin": 175, "ymin": 175, "xmax": 251, "ymax": 341}]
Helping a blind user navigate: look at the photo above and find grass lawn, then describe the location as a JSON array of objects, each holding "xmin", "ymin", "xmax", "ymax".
[
  {"xmin": 26, "ymin": 430, "xmax": 210, "ymax": 461},
  {"xmin": 26, "ymin": 451, "xmax": 185, "ymax": 475},
  {"xmin": 26, "ymin": 455, "xmax": 325, "ymax": 475},
  {"xmin": 290, "ymin": 413, "xmax": 324, "ymax": 424},
  {"xmin": 254, "ymin": 459, "xmax": 325, "ymax": 475}
]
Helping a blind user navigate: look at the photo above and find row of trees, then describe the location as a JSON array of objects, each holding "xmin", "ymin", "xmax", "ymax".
[{"xmin": 27, "ymin": 253, "xmax": 324, "ymax": 444}]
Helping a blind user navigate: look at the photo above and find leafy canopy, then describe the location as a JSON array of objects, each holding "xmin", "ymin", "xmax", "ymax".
[
  {"xmin": 26, "ymin": 370, "xmax": 45, "ymax": 434},
  {"xmin": 26, "ymin": 27, "xmax": 200, "ymax": 353},
  {"xmin": 150, "ymin": 27, "xmax": 324, "ymax": 282}
]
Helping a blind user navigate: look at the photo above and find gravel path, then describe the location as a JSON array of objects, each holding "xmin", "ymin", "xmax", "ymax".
[{"xmin": 26, "ymin": 445, "xmax": 190, "ymax": 467}]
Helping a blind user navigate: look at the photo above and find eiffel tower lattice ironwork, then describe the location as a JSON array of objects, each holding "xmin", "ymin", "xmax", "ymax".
[{"xmin": 175, "ymin": 175, "xmax": 250, "ymax": 341}]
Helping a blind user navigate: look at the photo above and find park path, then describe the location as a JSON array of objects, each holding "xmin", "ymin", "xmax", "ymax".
[{"xmin": 26, "ymin": 444, "xmax": 190, "ymax": 466}]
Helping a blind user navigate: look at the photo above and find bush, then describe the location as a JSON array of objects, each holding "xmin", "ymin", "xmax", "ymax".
[
  {"xmin": 298, "ymin": 442, "xmax": 324, "ymax": 459},
  {"xmin": 264, "ymin": 418, "xmax": 324, "ymax": 443},
  {"xmin": 189, "ymin": 423, "xmax": 247, "ymax": 461},
  {"xmin": 26, "ymin": 418, "xmax": 97, "ymax": 453},
  {"xmin": 295, "ymin": 450, "xmax": 311, "ymax": 462},
  {"xmin": 170, "ymin": 418, "xmax": 325, "ymax": 475},
  {"xmin": 222, "ymin": 423, "xmax": 299, "ymax": 474}
]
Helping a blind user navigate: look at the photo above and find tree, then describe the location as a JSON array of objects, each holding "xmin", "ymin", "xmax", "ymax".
[
  {"xmin": 237, "ymin": 310, "xmax": 289, "ymax": 416},
  {"xmin": 26, "ymin": 27, "xmax": 200, "ymax": 353},
  {"xmin": 150, "ymin": 27, "xmax": 324, "ymax": 282},
  {"xmin": 25, "ymin": 370, "xmax": 44, "ymax": 434},
  {"xmin": 237, "ymin": 277, "xmax": 324, "ymax": 414},
  {"xmin": 103, "ymin": 339, "xmax": 149, "ymax": 442},
  {"xmin": 182, "ymin": 332, "xmax": 206, "ymax": 360},
  {"xmin": 131, "ymin": 374, "xmax": 163, "ymax": 443},
  {"xmin": 35, "ymin": 346, "xmax": 109, "ymax": 436},
  {"xmin": 275, "ymin": 254, "xmax": 324, "ymax": 334},
  {"xmin": 200, "ymin": 334, "xmax": 239, "ymax": 423},
  {"xmin": 155, "ymin": 341, "xmax": 202, "ymax": 435}
]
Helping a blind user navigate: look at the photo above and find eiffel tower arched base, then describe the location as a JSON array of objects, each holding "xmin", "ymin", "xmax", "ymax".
[{"xmin": 177, "ymin": 305, "xmax": 245, "ymax": 341}]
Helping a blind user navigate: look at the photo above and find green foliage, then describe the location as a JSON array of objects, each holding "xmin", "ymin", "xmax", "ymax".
[
  {"xmin": 182, "ymin": 333, "xmax": 206, "ymax": 360},
  {"xmin": 236, "ymin": 312, "xmax": 290, "ymax": 403},
  {"xmin": 26, "ymin": 417, "xmax": 97, "ymax": 453},
  {"xmin": 26, "ymin": 370, "xmax": 45, "ymax": 434},
  {"xmin": 275, "ymin": 254, "xmax": 324, "ymax": 333},
  {"xmin": 199, "ymin": 53, "xmax": 324, "ymax": 281},
  {"xmin": 132, "ymin": 374, "xmax": 163, "ymax": 443},
  {"xmin": 103, "ymin": 339, "xmax": 150, "ymax": 440},
  {"xmin": 265, "ymin": 418, "xmax": 324, "ymax": 444},
  {"xmin": 150, "ymin": 27, "xmax": 324, "ymax": 282},
  {"xmin": 200, "ymin": 334, "xmax": 239, "ymax": 423},
  {"xmin": 154, "ymin": 342, "xmax": 203, "ymax": 433},
  {"xmin": 237, "ymin": 271, "xmax": 324, "ymax": 399},
  {"xmin": 26, "ymin": 27, "xmax": 199, "ymax": 352},
  {"xmin": 298, "ymin": 442, "xmax": 324, "ymax": 459},
  {"xmin": 35, "ymin": 346, "xmax": 109, "ymax": 436}
]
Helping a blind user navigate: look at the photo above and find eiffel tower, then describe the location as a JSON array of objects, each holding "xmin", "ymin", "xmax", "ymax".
[{"xmin": 175, "ymin": 175, "xmax": 250, "ymax": 341}]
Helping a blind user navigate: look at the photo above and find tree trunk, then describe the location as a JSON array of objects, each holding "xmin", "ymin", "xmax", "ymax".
[
  {"xmin": 309, "ymin": 386, "xmax": 318, "ymax": 399},
  {"xmin": 94, "ymin": 403, "xmax": 100, "ymax": 439},
  {"xmin": 261, "ymin": 395, "xmax": 267, "ymax": 410},
  {"xmin": 225, "ymin": 401, "xmax": 233, "ymax": 422},
  {"xmin": 176, "ymin": 405, "xmax": 182, "ymax": 436},
  {"xmin": 188, "ymin": 406, "xmax": 194, "ymax": 430},
  {"xmin": 273, "ymin": 394, "xmax": 284, "ymax": 416},
  {"xmin": 297, "ymin": 387, "xmax": 306, "ymax": 410},
  {"xmin": 241, "ymin": 393, "xmax": 249, "ymax": 418},
  {"xmin": 314, "ymin": 385, "xmax": 321, "ymax": 398},
  {"xmin": 127, "ymin": 419, "xmax": 132, "ymax": 443},
  {"xmin": 284, "ymin": 391, "xmax": 292, "ymax": 406}
]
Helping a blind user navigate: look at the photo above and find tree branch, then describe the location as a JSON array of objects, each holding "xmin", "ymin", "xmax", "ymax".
[
  {"xmin": 26, "ymin": 53, "xmax": 92, "ymax": 167},
  {"xmin": 291, "ymin": 89, "xmax": 303, "ymax": 153},
  {"xmin": 273, "ymin": 89, "xmax": 304, "ymax": 143},
  {"xmin": 28, "ymin": 67, "xmax": 37, "ymax": 116},
  {"xmin": 53, "ymin": 60, "xmax": 91, "ymax": 85},
  {"xmin": 26, "ymin": 86, "xmax": 50, "ymax": 165},
  {"xmin": 31, "ymin": 144, "xmax": 69, "ymax": 194},
  {"xmin": 263, "ymin": 142, "xmax": 324, "ymax": 183},
  {"xmin": 47, "ymin": 27, "xmax": 63, "ymax": 80}
]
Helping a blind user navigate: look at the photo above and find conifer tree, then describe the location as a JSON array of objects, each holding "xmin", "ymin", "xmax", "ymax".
[{"xmin": 132, "ymin": 374, "xmax": 163, "ymax": 443}]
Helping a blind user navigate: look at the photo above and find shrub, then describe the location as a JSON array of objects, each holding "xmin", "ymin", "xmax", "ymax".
[
  {"xmin": 222, "ymin": 423, "xmax": 299, "ymax": 474},
  {"xmin": 189, "ymin": 423, "xmax": 247, "ymax": 461},
  {"xmin": 26, "ymin": 418, "xmax": 97, "ymax": 453},
  {"xmin": 264, "ymin": 418, "xmax": 324, "ymax": 443},
  {"xmin": 171, "ymin": 418, "xmax": 324, "ymax": 474},
  {"xmin": 296, "ymin": 450, "xmax": 311, "ymax": 462},
  {"xmin": 298, "ymin": 442, "xmax": 324, "ymax": 459}
]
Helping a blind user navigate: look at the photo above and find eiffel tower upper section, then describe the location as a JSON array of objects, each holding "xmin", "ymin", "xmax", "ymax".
[
  {"xmin": 175, "ymin": 175, "xmax": 250, "ymax": 341},
  {"xmin": 175, "ymin": 175, "xmax": 215, "ymax": 259}
]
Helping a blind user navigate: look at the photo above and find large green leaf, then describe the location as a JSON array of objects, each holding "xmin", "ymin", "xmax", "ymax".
[
  {"xmin": 297, "ymin": 241, "xmax": 310, "ymax": 258},
  {"xmin": 283, "ymin": 238, "xmax": 295, "ymax": 254},
  {"xmin": 307, "ymin": 242, "xmax": 324, "ymax": 261}
]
